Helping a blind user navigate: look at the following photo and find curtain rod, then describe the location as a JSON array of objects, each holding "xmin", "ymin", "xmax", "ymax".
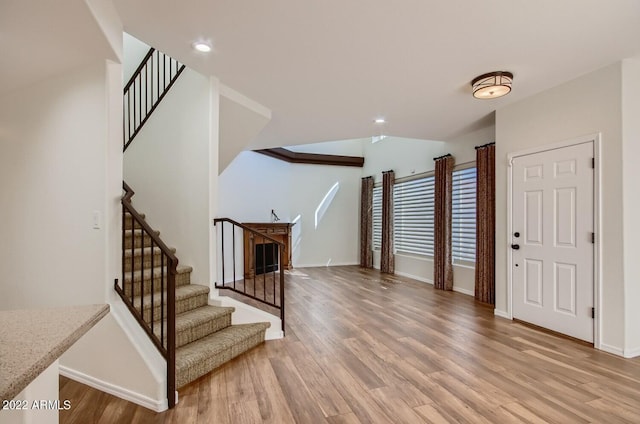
[
  {"xmin": 475, "ymin": 142, "xmax": 495, "ymax": 150},
  {"xmin": 382, "ymin": 169, "xmax": 394, "ymax": 174},
  {"xmin": 433, "ymin": 153, "xmax": 452, "ymax": 161},
  {"xmin": 361, "ymin": 175, "xmax": 373, "ymax": 180}
]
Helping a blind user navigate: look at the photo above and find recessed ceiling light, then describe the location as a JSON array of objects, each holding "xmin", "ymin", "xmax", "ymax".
[
  {"xmin": 374, "ymin": 118, "xmax": 386, "ymax": 124},
  {"xmin": 192, "ymin": 41, "xmax": 212, "ymax": 53}
]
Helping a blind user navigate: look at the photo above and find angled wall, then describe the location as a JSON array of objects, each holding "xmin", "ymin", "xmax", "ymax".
[{"xmin": 219, "ymin": 85, "xmax": 271, "ymax": 174}]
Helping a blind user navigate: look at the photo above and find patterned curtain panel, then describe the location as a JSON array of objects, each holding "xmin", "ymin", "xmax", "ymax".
[
  {"xmin": 380, "ymin": 171, "xmax": 395, "ymax": 273},
  {"xmin": 434, "ymin": 155, "xmax": 454, "ymax": 290},
  {"xmin": 359, "ymin": 176, "xmax": 374, "ymax": 268},
  {"xmin": 475, "ymin": 144, "xmax": 496, "ymax": 304}
]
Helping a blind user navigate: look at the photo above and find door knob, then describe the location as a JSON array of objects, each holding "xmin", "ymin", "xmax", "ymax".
[{"xmin": 511, "ymin": 244, "xmax": 520, "ymax": 250}]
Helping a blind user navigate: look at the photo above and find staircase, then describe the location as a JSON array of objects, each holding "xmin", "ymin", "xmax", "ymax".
[
  {"xmin": 120, "ymin": 44, "xmax": 276, "ymax": 409},
  {"xmin": 116, "ymin": 184, "xmax": 270, "ymax": 407}
]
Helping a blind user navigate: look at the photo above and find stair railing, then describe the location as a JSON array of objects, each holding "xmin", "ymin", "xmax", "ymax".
[
  {"xmin": 116, "ymin": 181, "xmax": 177, "ymax": 408},
  {"xmin": 213, "ymin": 218, "xmax": 285, "ymax": 334},
  {"xmin": 123, "ymin": 47, "xmax": 186, "ymax": 151}
]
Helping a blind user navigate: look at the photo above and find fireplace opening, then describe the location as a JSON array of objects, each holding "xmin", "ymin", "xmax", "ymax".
[{"xmin": 255, "ymin": 243, "xmax": 279, "ymax": 275}]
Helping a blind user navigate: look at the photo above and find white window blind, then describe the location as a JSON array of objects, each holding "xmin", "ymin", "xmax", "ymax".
[
  {"xmin": 452, "ymin": 167, "xmax": 477, "ymax": 263},
  {"xmin": 393, "ymin": 176, "xmax": 435, "ymax": 257},
  {"xmin": 372, "ymin": 186, "xmax": 382, "ymax": 250}
]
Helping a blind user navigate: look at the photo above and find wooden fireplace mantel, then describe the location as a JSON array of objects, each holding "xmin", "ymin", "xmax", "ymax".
[{"xmin": 243, "ymin": 222, "xmax": 294, "ymax": 279}]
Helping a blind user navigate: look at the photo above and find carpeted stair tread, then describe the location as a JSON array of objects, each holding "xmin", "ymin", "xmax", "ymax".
[
  {"xmin": 152, "ymin": 305, "xmax": 236, "ymax": 348},
  {"xmin": 124, "ymin": 229, "xmax": 160, "ymax": 237},
  {"xmin": 175, "ymin": 322, "xmax": 271, "ymax": 388},
  {"xmin": 123, "ymin": 264, "xmax": 192, "ymax": 283},
  {"xmin": 120, "ymin": 203, "xmax": 272, "ymax": 390},
  {"xmin": 123, "ymin": 212, "xmax": 146, "ymax": 229},
  {"xmin": 123, "ymin": 246, "xmax": 177, "ymax": 258},
  {"xmin": 124, "ymin": 212, "xmax": 146, "ymax": 219},
  {"xmin": 123, "ymin": 247, "xmax": 180, "ymax": 273},
  {"xmin": 124, "ymin": 229, "xmax": 161, "ymax": 248},
  {"xmin": 133, "ymin": 284, "xmax": 210, "ymax": 320}
]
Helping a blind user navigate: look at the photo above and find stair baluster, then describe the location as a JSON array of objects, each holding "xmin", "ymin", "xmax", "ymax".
[
  {"xmin": 117, "ymin": 182, "xmax": 177, "ymax": 408},
  {"xmin": 123, "ymin": 48, "xmax": 186, "ymax": 151},
  {"xmin": 213, "ymin": 218, "xmax": 286, "ymax": 334}
]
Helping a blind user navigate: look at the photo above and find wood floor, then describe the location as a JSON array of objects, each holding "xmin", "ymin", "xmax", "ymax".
[{"xmin": 60, "ymin": 265, "xmax": 640, "ymax": 423}]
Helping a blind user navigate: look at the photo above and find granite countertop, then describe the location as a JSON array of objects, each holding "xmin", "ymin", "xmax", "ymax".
[{"xmin": 0, "ymin": 304, "xmax": 109, "ymax": 401}]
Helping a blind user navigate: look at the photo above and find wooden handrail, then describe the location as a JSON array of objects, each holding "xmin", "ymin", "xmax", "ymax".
[
  {"xmin": 118, "ymin": 181, "xmax": 177, "ymax": 408},
  {"xmin": 213, "ymin": 217, "xmax": 285, "ymax": 247},
  {"xmin": 122, "ymin": 182, "xmax": 178, "ymax": 264},
  {"xmin": 123, "ymin": 48, "xmax": 186, "ymax": 152},
  {"xmin": 124, "ymin": 48, "xmax": 155, "ymax": 93}
]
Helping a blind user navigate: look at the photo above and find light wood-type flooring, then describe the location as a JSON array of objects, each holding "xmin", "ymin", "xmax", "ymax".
[{"xmin": 60, "ymin": 265, "xmax": 640, "ymax": 423}]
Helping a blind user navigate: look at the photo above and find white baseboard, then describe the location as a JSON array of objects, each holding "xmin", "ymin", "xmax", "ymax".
[
  {"xmin": 394, "ymin": 270, "xmax": 433, "ymax": 284},
  {"xmin": 494, "ymin": 309, "xmax": 511, "ymax": 320},
  {"xmin": 452, "ymin": 286, "xmax": 474, "ymax": 297},
  {"xmin": 389, "ymin": 270, "xmax": 473, "ymax": 297},
  {"xmin": 59, "ymin": 365, "xmax": 168, "ymax": 412},
  {"xmin": 624, "ymin": 346, "xmax": 640, "ymax": 358},
  {"xmin": 599, "ymin": 343, "xmax": 625, "ymax": 357},
  {"xmin": 295, "ymin": 261, "xmax": 358, "ymax": 268}
]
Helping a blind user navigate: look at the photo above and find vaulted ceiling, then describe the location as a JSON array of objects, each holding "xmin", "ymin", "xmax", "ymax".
[{"xmin": 3, "ymin": 1, "xmax": 640, "ymax": 149}]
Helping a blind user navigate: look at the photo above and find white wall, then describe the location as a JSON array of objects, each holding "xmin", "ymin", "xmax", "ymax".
[
  {"xmin": 0, "ymin": 63, "xmax": 109, "ymax": 308},
  {"xmin": 105, "ymin": 60, "xmax": 124, "ymax": 301},
  {"xmin": 287, "ymin": 140, "xmax": 363, "ymax": 267},
  {"xmin": 218, "ymin": 151, "xmax": 291, "ymax": 223},
  {"xmin": 0, "ymin": 58, "xmax": 165, "ymax": 403},
  {"xmin": 496, "ymin": 63, "xmax": 624, "ymax": 353},
  {"xmin": 124, "ymin": 68, "xmax": 213, "ymax": 285},
  {"xmin": 217, "ymin": 140, "xmax": 362, "ymax": 278},
  {"xmin": 622, "ymin": 58, "xmax": 640, "ymax": 356},
  {"xmin": 289, "ymin": 162, "xmax": 360, "ymax": 267},
  {"xmin": 362, "ymin": 132, "xmax": 489, "ymax": 295},
  {"xmin": 122, "ymin": 33, "xmax": 150, "ymax": 85},
  {"xmin": 60, "ymin": 314, "xmax": 164, "ymax": 410}
]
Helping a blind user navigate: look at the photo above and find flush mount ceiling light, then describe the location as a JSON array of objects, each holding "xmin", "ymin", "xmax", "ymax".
[
  {"xmin": 192, "ymin": 41, "xmax": 212, "ymax": 53},
  {"xmin": 374, "ymin": 118, "xmax": 386, "ymax": 124},
  {"xmin": 471, "ymin": 71, "xmax": 513, "ymax": 99}
]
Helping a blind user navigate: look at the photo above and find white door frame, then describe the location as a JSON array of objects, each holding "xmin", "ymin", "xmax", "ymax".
[{"xmin": 507, "ymin": 133, "xmax": 602, "ymax": 349}]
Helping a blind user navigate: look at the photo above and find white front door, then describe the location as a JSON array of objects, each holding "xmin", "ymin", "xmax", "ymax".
[{"xmin": 511, "ymin": 141, "xmax": 594, "ymax": 342}]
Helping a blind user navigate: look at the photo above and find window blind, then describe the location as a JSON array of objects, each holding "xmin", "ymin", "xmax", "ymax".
[
  {"xmin": 372, "ymin": 186, "xmax": 382, "ymax": 250},
  {"xmin": 393, "ymin": 176, "xmax": 435, "ymax": 256},
  {"xmin": 452, "ymin": 167, "xmax": 477, "ymax": 263}
]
